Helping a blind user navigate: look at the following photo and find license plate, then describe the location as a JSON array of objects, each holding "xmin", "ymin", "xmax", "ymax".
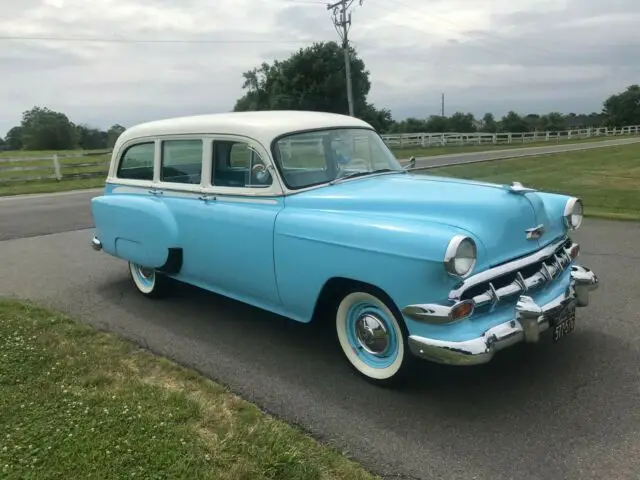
[{"xmin": 551, "ymin": 305, "xmax": 576, "ymax": 343}]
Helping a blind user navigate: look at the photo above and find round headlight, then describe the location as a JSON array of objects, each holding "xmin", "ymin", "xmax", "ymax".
[
  {"xmin": 564, "ymin": 198, "xmax": 583, "ymax": 230},
  {"xmin": 444, "ymin": 235, "xmax": 477, "ymax": 277}
]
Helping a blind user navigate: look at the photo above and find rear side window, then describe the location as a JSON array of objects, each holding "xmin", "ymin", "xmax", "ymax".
[
  {"xmin": 161, "ymin": 139, "xmax": 203, "ymax": 184},
  {"xmin": 117, "ymin": 142, "xmax": 155, "ymax": 181}
]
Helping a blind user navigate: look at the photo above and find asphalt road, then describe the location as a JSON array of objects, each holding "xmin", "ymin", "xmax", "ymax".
[{"xmin": 1, "ymin": 142, "xmax": 639, "ymax": 480}]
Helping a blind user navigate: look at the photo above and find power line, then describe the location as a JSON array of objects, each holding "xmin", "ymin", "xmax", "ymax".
[
  {"xmin": 0, "ymin": 35, "xmax": 310, "ymax": 45},
  {"xmin": 327, "ymin": 0, "xmax": 364, "ymax": 116}
]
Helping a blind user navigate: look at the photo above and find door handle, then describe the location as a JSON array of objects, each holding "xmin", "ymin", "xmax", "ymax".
[
  {"xmin": 148, "ymin": 188, "xmax": 163, "ymax": 196},
  {"xmin": 198, "ymin": 194, "xmax": 216, "ymax": 202}
]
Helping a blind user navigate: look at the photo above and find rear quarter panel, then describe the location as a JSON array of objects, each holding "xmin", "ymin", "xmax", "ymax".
[{"xmin": 91, "ymin": 189, "xmax": 180, "ymax": 268}]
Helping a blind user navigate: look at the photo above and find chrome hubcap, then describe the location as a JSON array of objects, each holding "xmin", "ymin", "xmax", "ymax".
[
  {"xmin": 354, "ymin": 314, "xmax": 389, "ymax": 355},
  {"xmin": 138, "ymin": 266, "xmax": 154, "ymax": 279}
]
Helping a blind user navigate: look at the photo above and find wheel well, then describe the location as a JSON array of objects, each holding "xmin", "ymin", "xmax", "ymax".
[{"xmin": 311, "ymin": 277, "xmax": 397, "ymax": 323}]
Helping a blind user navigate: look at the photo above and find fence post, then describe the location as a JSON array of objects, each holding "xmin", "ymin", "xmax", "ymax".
[{"xmin": 52, "ymin": 154, "xmax": 62, "ymax": 180}]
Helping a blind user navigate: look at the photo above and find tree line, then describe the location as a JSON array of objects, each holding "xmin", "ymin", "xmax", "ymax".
[
  {"xmin": 1, "ymin": 107, "xmax": 126, "ymax": 151},
  {"xmin": 3, "ymin": 41, "xmax": 639, "ymax": 151}
]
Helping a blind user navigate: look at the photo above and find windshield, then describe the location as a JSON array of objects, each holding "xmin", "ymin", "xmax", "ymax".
[{"xmin": 272, "ymin": 127, "xmax": 404, "ymax": 189}]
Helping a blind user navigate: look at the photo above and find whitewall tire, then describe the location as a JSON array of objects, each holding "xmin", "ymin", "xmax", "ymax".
[
  {"xmin": 128, "ymin": 262, "xmax": 170, "ymax": 298},
  {"xmin": 335, "ymin": 289, "xmax": 411, "ymax": 386}
]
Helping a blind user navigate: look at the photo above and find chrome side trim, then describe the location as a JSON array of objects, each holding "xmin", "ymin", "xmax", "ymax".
[
  {"xmin": 406, "ymin": 264, "xmax": 599, "ymax": 366},
  {"xmin": 448, "ymin": 236, "xmax": 573, "ymax": 300},
  {"xmin": 108, "ymin": 184, "xmax": 280, "ymax": 204},
  {"xmin": 91, "ymin": 236, "xmax": 102, "ymax": 251}
]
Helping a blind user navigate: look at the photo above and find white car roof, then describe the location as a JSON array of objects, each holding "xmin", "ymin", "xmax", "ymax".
[{"xmin": 115, "ymin": 110, "xmax": 374, "ymax": 148}]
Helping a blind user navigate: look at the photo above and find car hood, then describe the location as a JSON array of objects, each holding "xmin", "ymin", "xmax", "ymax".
[{"xmin": 285, "ymin": 172, "xmax": 565, "ymax": 267}]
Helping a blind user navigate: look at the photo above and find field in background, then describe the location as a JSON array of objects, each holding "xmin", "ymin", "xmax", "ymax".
[
  {"xmin": 0, "ymin": 125, "xmax": 638, "ymax": 197},
  {"xmin": 425, "ymin": 142, "xmax": 640, "ymax": 221}
]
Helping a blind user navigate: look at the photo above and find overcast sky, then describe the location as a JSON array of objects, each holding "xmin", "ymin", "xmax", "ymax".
[{"xmin": 1, "ymin": 0, "xmax": 638, "ymax": 136}]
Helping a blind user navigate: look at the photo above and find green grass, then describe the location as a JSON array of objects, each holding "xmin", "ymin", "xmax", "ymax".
[
  {"xmin": 425, "ymin": 142, "xmax": 640, "ymax": 221},
  {"xmin": 0, "ymin": 299, "xmax": 377, "ymax": 480}
]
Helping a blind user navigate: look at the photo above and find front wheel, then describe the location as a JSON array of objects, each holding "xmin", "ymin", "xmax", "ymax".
[
  {"xmin": 128, "ymin": 262, "xmax": 171, "ymax": 298},
  {"xmin": 335, "ymin": 289, "xmax": 412, "ymax": 387}
]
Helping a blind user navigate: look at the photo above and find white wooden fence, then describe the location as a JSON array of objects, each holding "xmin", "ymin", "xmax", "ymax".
[
  {"xmin": 1, "ymin": 125, "xmax": 639, "ymax": 186},
  {"xmin": 380, "ymin": 125, "xmax": 640, "ymax": 148},
  {"xmin": 0, "ymin": 150, "xmax": 110, "ymax": 185}
]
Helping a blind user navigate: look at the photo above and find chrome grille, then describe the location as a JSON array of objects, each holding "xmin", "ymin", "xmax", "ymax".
[{"xmin": 449, "ymin": 237, "xmax": 577, "ymax": 311}]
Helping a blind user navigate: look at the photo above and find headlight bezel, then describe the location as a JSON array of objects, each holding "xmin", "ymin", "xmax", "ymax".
[
  {"xmin": 444, "ymin": 235, "xmax": 477, "ymax": 278},
  {"xmin": 563, "ymin": 197, "xmax": 583, "ymax": 230}
]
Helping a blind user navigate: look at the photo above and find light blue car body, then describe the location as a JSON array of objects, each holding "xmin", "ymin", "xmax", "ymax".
[{"xmin": 90, "ymin": 111, "xmax": 599, "ymax": 370}]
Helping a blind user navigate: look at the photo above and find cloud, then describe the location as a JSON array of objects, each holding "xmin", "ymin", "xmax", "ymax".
[{"xmin": 0, "ymin": 0, "xmax": 638, "ymax": 136}]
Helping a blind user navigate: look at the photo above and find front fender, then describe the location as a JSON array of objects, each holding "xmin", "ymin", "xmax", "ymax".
[
  {"xmin": 536, "ymin": 191, "xmax": 572, "ymax": 243},
  {"xmin": 273, "ymin": 208, "xmax": 485, "ymax": 322},
  {"xmin": 91, "ymin": 194, "xmax": 180, "ymax": 269}
]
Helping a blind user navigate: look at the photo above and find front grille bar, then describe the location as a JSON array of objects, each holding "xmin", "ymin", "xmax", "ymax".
[{"xmin": 448, "ymin": 237, "xmax": 578, "ymax": 309}]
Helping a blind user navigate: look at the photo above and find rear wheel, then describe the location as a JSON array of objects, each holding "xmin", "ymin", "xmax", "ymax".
[
  {"xmin": 335, "ymin": 288, "xmax": 412, "ymax": 387},
  {"xmin": 128, "ymin": 262, "xmax": 171, "ymax": 298}
]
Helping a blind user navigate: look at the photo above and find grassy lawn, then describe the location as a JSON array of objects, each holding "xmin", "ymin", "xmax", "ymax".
[
  {"xmin": 0, "ymin": 177, "xmax": 105, "ymax": 196},
  {"xmin": 0, "ymin": 299, "xmax": 377, "ymax": 480},
  {"xmin": 426, "ymin": 142, "xmax": 640, "ymax": 221}
]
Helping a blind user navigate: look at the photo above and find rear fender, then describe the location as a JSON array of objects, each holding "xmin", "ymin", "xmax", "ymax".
[{"xmin": 91, "ymin": 194, "xmax": 180, "ymax": 269}]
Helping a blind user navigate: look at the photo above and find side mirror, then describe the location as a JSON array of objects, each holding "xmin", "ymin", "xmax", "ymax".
[
  {"xmin": 252, "ymin": 163, "xmax": 271, "ymax": 183},
  {"xmin": 404, "ymin": 156, "xmax": 416, "ymax": 170}
]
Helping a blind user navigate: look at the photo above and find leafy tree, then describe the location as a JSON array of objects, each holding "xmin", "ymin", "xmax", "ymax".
[
  {"xmin": 107, "ymin": 124, "xmax": 126, "ymax": 148},
  {"xmin": 5, "ymin": 126, "xmax": 23, "ymax": 150},
  {"xmin": 358, "ymin": 103, "xmax": 394, "ymax": 133},
  {"xmin": 424, "ymin": 115, "xmax": 449, "ymax": 132},
  {"xmin": 20, "ymin": 106, "xmax": 78, "ymax": 150},
  {"xmin": 390, "ymin": 117, "xmax": 428, "ymax": 134},
  {"xmin": 538, "ymin": 112, "xmax": 565, "ymax": 132},
  {"xmin": 500, "ymin": 111, "xmax": 529, "ymax": 133},
  {"xmin": 602, "ymin": 84, "xmax": 640, "ymax": 127},
  {"xmin": 233, "ymin": 41, "xmax": 392, "ymax": 127},
  {"xmin": 480, "ymin": 113, "xmax": 498, "ymax": 133},
  {"xmin": 447, "ymin": 112, "xmax": 476, "ymax": 133},
  {"xmin": 76, "ymin": 124, "xmax": 108, "ymax": 150}
]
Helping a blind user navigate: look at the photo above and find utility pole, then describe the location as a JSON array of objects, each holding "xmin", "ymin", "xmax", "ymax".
[
  {"xmin": 441, "ymin": 93, "xmax": 445, "ymax": 117},
  {"xmin": 328, "ymin": 0, "xmax": 363, "ymax": 117}
]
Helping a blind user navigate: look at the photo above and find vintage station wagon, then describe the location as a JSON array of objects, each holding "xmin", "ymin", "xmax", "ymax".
[{"xmin": 90, "ymin": 110, "xmax": 599, "ymax": 386}]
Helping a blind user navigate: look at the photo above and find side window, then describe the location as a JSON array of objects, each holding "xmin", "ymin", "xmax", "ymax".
[
  {"xmin": 161, "ymin": 139, "xmax": 203, "ymax": 184},
  {"xmin": 116, "ymin": 142, "xmax": 155, "ymax": 181},
  {"xmin": 212, "ymin": 140, "xmax": 272, "ymax": 188}
]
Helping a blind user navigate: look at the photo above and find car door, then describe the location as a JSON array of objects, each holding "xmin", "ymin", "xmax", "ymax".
[{"xmin": 166, "ymin": 135, "xmax": 284, "ymax": 309}]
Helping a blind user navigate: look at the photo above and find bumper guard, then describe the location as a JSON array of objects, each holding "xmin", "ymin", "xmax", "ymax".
[
  {"xmin": 405, "ymin": 264, "xmax": 599, "ymax": 366},
  {"xmin": 91, "ymin": 236, "xmax": 102, "ymax": 251}
]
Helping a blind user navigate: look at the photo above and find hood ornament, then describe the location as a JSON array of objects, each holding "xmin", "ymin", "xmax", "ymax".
[
  {"xmin": 507, "ymin": 181, "xmax": 537, "ymax": 194},
  {"xmin": 526, "ymin": 224, "xmax": 545, "ymax": 240}
]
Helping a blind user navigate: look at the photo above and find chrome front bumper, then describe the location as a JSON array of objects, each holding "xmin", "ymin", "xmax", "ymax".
[
  {"xmin": 91, "ymin": 236, "xmax": 102, "ymax": 251},
  {"xmin": 405, "ymin": 264, "xmax": 599, "ymax": 366}
]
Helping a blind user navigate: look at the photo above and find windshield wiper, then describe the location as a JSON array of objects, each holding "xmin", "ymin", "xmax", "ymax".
[{"xmin": 330, "ymin": 168, "xmax": 404, "ymax": 185}]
